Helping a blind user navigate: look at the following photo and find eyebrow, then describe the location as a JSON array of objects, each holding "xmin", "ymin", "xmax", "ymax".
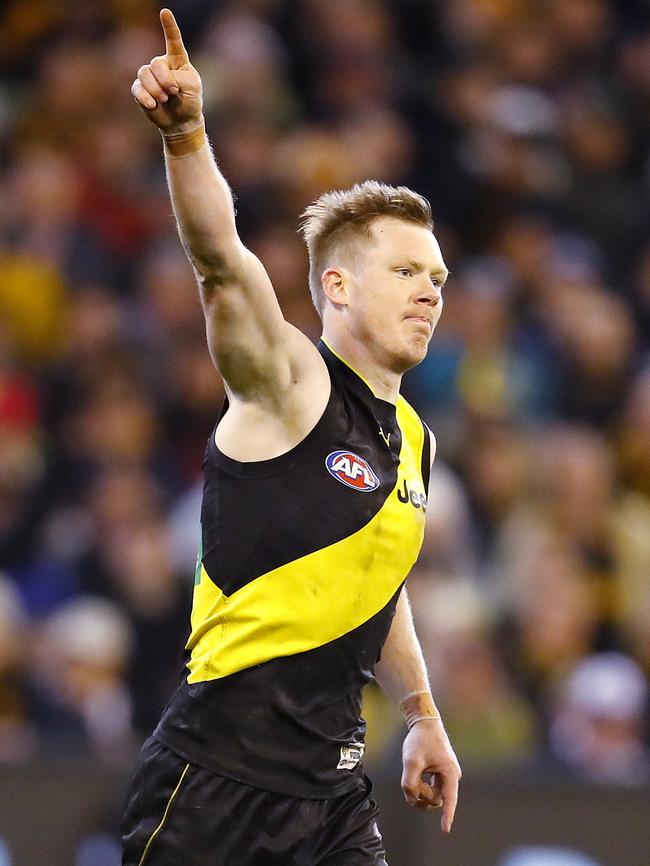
[{"xmin": 407, "ymin": 259, "xmax": 449, "ymax": 284}]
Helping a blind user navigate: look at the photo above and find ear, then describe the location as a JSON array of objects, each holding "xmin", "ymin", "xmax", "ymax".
[{"xmin": 321, "ymin": 267, "xmax": 349, "ymax": 307}]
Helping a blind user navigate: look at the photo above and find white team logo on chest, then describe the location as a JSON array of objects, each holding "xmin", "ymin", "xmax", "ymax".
[
  {"xmin": 378, "ymin": 426, "xmax": 391, "ymax": 448},
  {"xmin": 325, "ymin": 450, "xmax": 380, "ymax": 492}
]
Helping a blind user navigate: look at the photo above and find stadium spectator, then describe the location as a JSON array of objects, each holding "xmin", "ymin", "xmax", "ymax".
[
  {"xmin": 549, "ymin": 652, "xmax": 650, "ymax": 784},
  {"xmin": 0, "ymin": 0, "xmax": 647, "ymax": 785}
]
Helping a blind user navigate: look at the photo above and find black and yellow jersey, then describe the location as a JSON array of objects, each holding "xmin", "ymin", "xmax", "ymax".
[{"xmin": 154, "ymin": 340, "xmax": 431, "ymax": 798}]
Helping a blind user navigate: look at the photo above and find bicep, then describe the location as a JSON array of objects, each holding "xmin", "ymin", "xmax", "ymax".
[{"xmin": 198, "ymin": 246, "xmax": 300, "ymax": 400}]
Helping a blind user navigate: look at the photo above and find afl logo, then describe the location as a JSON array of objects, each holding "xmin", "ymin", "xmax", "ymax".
[{"xmin": 326, "ymin": 450, "xmax": 380, "ymax": 492}]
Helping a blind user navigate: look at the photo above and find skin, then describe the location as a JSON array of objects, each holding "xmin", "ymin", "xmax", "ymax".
[
  {"xmin": 132, "ymin": 9, "xmax": 461, "ymax": 833},
  {"xmin": 321, "ymin": 217, "xmax": 448, "ymax": 400}
]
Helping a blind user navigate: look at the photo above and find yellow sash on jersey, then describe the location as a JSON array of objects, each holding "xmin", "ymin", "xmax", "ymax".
[{"xmin": 186, "ymin": 396, "xmax": 427, "ymax": 684}]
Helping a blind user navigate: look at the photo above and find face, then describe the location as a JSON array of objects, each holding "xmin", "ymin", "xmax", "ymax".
[{"xmin": 323, "ymin": 217, "xmax": 448, "ymax": 372}]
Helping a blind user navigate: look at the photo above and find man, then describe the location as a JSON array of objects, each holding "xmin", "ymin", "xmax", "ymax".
[{"xmin": 123, "ymin": 9, "xmax": 461, "ymax": 866}]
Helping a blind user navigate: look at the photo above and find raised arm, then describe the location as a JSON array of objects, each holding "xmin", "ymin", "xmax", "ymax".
[
  {"xmin": 374, "ymin": 588, "xmax": 461, "ymax": 833},
  {"xmin": 131, "ymin": 10, "xmax": 324, "ymax": 410}
]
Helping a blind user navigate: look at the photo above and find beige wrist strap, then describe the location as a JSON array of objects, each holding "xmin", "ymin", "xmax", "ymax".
[
  {"xmin": 162, "ymin": 118, "xmax": 206, "ymax": 158},
  {"xmin": 400, "ymin": 690, "xmax": 442, "ymax": 729}
]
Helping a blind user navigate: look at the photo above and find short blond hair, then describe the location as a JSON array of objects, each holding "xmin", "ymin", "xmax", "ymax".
[{"xmin": 299, "ymin": 180, "xmax": 433, "ymax": 316}]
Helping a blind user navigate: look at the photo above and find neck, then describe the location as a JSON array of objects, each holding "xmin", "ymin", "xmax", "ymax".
[{"xmin": 321, "ymin": 331, "xmax": 402, "ymax": 404}]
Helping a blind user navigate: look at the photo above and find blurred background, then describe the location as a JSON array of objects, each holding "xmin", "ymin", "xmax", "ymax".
[{"xmin": 0, "ymin": 0, "xmax": 649, "ymax": 864}]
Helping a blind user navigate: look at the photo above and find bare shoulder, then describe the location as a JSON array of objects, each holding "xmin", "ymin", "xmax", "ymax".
[{"xmin": 215, "ymin": 322, "xmax": 331, "ymax": 462}]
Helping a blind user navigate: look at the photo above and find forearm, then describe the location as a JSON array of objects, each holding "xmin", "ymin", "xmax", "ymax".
[
  {"xmin": 379, "ymin": 587, "xmax": 460, "ymax": 832},
  {"xmin": 162, "ymin": 121, "xmax": 242, "ymax": 276},
  {"xmin": 375, "ymin": 587, "xmax": 441, "ymax": 726},
  {"xmin": 132, "ymin": 12, "xmax": 247, "ymax": 286}
]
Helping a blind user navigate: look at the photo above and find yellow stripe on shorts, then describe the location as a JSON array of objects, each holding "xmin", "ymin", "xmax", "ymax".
[{"xmin": 138, "ymin": 762, "xmax": 191, "ymax": 866}]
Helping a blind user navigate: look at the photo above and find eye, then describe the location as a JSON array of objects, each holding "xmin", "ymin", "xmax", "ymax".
[
  {"xmin": 397, "ymin": 267, "xmax": 412, "ymax": 277},
  {"xmin": 430, "ymin": 277, "xmax": 441, "ymax": 288}
]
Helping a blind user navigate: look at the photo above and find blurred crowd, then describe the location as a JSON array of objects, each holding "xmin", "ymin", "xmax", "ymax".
[{"xmin": 0, "ymin": 0, "xmax": 649, "ymax": 788}]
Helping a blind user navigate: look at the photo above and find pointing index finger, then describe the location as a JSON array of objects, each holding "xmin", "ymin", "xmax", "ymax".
[
  {"xmin": 440, "ymin": 774, "xmax": 459, "ymax": 834},
  {"xmin": 160, "ymin": 8, "xmax": 189, "ymax": 68}
]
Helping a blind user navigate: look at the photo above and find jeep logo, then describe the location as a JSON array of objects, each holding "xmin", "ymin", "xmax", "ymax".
[{"xmin": 397, "ymin": 478, "xmax": 427, "ymax": 511}]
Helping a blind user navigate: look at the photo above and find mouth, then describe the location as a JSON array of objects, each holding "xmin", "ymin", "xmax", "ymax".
[{"xmin": 405, "ymin": 316, "xmax": 432, "ymax": 328}]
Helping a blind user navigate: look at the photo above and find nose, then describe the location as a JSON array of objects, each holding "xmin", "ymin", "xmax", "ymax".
[{"xmin": 416, "ymin": 278, "xmax": 442, "ymax": 306}]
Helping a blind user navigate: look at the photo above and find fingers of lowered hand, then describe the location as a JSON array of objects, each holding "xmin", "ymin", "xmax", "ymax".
[
  {"xmin": 427, "ymin": 776, "xmax": 444, "ymax": 809},
  {"xmin": 414, "ymin": 785, "xmax": 442, "ymax": 811},
  {"xmin": 402, "ymin": 762, "xmax": 443, "ymax": 811},
  {"xmin": 160, "ymin": 8, "xmax": 189, "ymax": 68},
  {"xmin": 401, "ymin": 757, "xmax": 434, "ymax": 807},
  {"xmin": 440, "ymin": 769, "xmax": 460, "ymax": 834}
]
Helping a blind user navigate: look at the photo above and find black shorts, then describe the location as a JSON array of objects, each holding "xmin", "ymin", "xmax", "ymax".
[{"xmin": 122, "ymin": 737, "xmax": 388, "ymax": 866}]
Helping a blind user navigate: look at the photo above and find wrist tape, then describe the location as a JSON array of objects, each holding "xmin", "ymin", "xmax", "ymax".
[
  {"xmin": 400, "ymin": 690, "xmax": 442, "ymax": 729},
  {"xmin": 162, "ymin": 118, "xmax": 206, "ymax": 157}
]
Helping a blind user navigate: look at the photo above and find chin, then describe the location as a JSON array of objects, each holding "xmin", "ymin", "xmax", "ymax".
[{"xmin": 394, "ymin": 339, "xmax": 430, "ymax": 373}]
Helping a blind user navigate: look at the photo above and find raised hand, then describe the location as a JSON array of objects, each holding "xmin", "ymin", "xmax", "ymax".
[{"xmin": 131, "ymin": 8, "xmax": 203, "ymax": 132}]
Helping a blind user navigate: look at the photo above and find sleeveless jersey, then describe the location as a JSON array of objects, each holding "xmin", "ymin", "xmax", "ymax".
[{"xmin": 154, "ymin": 340, "xmax": 431, "ymax": 798}]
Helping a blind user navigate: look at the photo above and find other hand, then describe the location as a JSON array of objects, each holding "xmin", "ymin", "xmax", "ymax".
[{"xmin": 401, "ymin": 718, "xmax": 462, "ymax": 833}]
